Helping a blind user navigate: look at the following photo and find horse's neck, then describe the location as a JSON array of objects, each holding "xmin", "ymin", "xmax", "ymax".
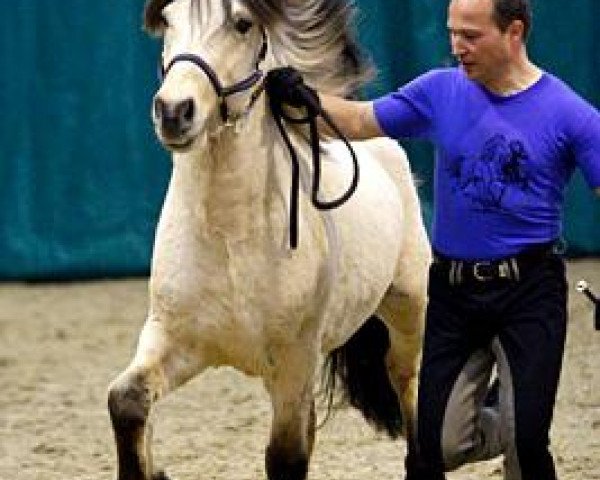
[{"xmin": 170, "ymin": 99, "xmax": 282, "ymax": 243}]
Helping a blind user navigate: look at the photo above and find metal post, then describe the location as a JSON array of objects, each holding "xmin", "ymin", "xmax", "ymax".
[{"xmin": 576, "ymin": 280, "xmax": 600, "ymax": 331}]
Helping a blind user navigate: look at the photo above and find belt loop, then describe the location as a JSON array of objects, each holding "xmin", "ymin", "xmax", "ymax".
[
  {"xmin": 509, "ymin": 258, "xmax": 520, "ymax": 281},
  {"xmin": 456, "ymin": 261, "xmax": 464, "ymax": 284},
  {"xmin": 553, "ymin": 237, "xmax": 567, "ymax": 255},
  {"xmin": 498, "ymin": 260, "xmax": 510, "ymax": 279},
  {"xmin": 449, "ymin": 260, "xmax": 457, "ymax": 285}
]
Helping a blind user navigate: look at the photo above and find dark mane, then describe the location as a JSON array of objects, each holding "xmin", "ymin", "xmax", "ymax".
[{"xmin": 246, "ymin": 0, "xmax": 373, "ymax": 95}]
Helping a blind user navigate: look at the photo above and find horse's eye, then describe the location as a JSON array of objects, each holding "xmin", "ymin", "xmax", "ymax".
[{"xmin": 234, "ymin": 18, "xmax": 253, "ymax": 35}]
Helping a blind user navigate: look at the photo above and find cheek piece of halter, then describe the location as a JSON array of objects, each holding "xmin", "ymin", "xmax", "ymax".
[{"xmin": 158, "ymin": 29, "xmax": 268, "ymax": 122}]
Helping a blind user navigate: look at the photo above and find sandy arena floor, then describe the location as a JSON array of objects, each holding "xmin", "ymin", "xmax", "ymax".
[{"xmin": 0, "ymin": 259, "xmax": 598, "ymax": 480}]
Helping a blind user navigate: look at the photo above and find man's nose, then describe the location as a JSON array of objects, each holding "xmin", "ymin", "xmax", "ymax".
[{"xmin": 450, "ymin": 34, "xmax": 466, "ymax": 57}]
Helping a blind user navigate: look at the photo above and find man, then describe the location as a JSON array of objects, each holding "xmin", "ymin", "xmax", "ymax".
[{"xmin": 267, "ymin": 0, "xmax": 600, "ymax": 478}]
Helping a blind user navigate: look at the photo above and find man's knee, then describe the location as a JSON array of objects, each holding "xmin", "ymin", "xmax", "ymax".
[{"xmin": 441, "ymin": 406, "xmax": 504, "ymax": 470}]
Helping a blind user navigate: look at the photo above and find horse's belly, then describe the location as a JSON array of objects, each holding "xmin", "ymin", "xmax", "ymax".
[{"xmin": 318, "ymin": 140, "xmax": 407, "ymax": 348}]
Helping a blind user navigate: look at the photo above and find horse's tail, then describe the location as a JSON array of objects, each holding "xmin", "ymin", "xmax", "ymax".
[{"xmin": 322, "ymin": 315, "xmax": 402, "ymax": 439}]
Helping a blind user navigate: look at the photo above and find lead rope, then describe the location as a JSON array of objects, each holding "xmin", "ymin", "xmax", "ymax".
[{"xmin": 268, "ymin": 97, "xmax": 359, "ymax": 249}]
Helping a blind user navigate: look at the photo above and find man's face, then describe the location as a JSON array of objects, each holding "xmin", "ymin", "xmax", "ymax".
[{"xmin": 447, "ymin": 0, "xmax": 513, "ymax": 86}]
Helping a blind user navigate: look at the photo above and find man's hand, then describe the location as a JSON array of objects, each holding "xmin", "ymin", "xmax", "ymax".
[
  {"xmin": 265, "ymin": 67, "xmax": 321, "ymax": 114},
  {"xmin": 265, "ymin": 66, "xmax": 383, "ymax": 140}
]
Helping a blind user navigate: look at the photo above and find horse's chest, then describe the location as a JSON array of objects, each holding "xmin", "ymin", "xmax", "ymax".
[{"xmin": 150, "ymin": 238, "xmax": 320, "ymax": 324}]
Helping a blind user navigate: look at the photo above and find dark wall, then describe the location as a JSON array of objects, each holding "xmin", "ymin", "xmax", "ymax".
[{"xmin": 1, "ymin": 0, "xmax": 598, "ymax": 280}]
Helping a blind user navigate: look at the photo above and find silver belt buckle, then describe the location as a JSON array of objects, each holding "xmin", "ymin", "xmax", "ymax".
[{"xmin": 473, "ymin": 261, "xmax": 494, "ymax": 281}]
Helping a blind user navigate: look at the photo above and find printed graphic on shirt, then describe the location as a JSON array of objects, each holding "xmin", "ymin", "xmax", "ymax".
[{"xmin": 447, "ymin": 134, "xmax": 532, "ymax": 211}]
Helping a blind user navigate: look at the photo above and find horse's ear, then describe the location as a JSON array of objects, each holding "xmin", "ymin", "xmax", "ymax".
[{"xmin": 143, "ymin": 0, "xmax": 171, "ymax": 36}]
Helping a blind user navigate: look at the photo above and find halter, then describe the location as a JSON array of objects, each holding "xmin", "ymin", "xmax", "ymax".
[{"xmin": 158, "ymin": 29, "xmax": 268, "ymax": 122}]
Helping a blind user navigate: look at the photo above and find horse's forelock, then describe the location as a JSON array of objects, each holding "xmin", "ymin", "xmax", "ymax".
[{"xmin": 143, "ymin": 0, "xmax": 173, "ymax": 34}]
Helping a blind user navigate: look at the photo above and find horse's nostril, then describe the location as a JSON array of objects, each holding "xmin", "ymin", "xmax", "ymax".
[
  {"xmin": 179, "ymin": 98, "xmax": 195, "ymax": 124},
  {"xmin": 154, "ymin": 97, "xmax": 166, "ymax": 120},
  {"xmin": 154, "ymin": 97, "xmax": 195, "ymax": 139}
]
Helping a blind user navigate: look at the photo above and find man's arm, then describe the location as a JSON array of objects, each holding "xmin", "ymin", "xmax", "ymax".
[
  {"xmin": 318, "ymin": 94, "xmax": 385, "ymax": 141},
  {"xmin": 263, "ymin": 67, "xmax": 387, "ymax": 141}
]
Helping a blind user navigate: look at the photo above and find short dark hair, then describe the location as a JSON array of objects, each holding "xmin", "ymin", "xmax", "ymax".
[{"xmin": 492, "ymin": 0, "xmax": 532, "ymax": 39}]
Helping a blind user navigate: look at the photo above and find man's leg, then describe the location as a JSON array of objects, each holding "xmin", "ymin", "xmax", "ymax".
[
  {"xmin": 405, "ymin": 264, "xmax": 490, "ymax": 479},
  {"xmin": 495, "ymin": 255, "xmax": 567, "ymax": 480},
  {"xmin": 435, "ymin": 254, "xmax": 567, "ymax": 479},
  {"xmin": 441, "ymin": 347, "xmax": 501, "ymax": 469},
  {"xmin": 408, "ymin": 254, "xmax": 567, "ymax": 480}
]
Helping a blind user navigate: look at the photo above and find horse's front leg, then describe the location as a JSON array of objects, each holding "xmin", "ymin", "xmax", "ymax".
[
  {"xmin": 107, "ymin": 315, "xmax": 203, "ymax": 480},
  {"xmin": 264, "ymin": 344, "xmax": 318, "ymax": 480}
]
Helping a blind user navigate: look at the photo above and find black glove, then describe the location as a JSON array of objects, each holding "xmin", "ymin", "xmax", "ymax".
[{"xmin": 265, "ymin": 66, "xmax": 321, "ymax": 114}]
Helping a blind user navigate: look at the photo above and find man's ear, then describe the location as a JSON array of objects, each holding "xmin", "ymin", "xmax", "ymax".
[{"xmin": 507, "ymin": 19, "xmax": 525, "ymax": 44}]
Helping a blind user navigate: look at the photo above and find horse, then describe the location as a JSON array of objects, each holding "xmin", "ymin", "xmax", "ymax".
[{"xmin": 107, "ymin": 0, "xmax": 431, "ymax": 479}]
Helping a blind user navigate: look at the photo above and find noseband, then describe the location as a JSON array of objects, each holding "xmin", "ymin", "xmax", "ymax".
[{"xmin": 159, "ymin": 30, "xmax": 267, "ymax": 122}]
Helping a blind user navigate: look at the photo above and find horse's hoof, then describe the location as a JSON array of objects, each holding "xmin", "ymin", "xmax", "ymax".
[{"xmin": 152, "ymin": 471, "xmax": 171, "ymax": 480}]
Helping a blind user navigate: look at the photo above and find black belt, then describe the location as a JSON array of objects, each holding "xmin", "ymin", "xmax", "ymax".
[{"xmin": 433, "ymin": 242, "xmax": 556, "ymax": 285}]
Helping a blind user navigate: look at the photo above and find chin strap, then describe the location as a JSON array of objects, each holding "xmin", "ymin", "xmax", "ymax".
[{"xmin": 267, "ymin": 91, "xmax": 359, "ymax": 250}]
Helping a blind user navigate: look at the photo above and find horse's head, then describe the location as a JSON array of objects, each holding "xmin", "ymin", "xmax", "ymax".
[
  {"xmin": 144, "ymin": 0, "xmax": 268, "ymax": 152},
  {"xmin": 144, "ymin": 0, "xmax": 373, "ymax": 153}
]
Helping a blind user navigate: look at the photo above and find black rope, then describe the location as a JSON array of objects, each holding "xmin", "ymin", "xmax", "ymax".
[{"xmin": 268, "ymin": 96, "xmax": 360, "ymax": 249}]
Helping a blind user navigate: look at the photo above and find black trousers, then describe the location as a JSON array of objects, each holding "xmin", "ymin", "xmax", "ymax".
[{"xmin": 406, "ymin": 251, "xmax": 567, "ymax": 480}]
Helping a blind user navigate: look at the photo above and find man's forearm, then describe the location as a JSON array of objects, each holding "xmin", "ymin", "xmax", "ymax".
[{"xmin": 318, "ymin": 94, "xmax": 383, "ymax": 141}]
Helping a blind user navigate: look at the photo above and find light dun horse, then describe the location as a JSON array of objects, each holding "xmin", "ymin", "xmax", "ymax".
[{"xmin": 107, "ymin": 0, "xmax": 431, "ymax": 479}]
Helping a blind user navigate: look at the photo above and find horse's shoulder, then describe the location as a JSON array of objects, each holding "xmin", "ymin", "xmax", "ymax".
[
  {"xmin": 359, "ymin": 137, "xmax": 409, "ymax": 166},
  {"xmin": 356, "ymin": 138, "xmax": 413, "ymax": 187}
]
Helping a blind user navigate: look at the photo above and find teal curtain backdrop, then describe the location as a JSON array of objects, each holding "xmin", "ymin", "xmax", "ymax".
[{"xmin": 1, "ymin": 0, "xmax": 599, "ymax": 280}]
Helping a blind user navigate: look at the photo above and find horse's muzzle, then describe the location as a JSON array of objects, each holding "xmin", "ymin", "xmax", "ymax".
[{"xmin": 153, "ymin": 96, "xmax": 196, "ymax": 142}]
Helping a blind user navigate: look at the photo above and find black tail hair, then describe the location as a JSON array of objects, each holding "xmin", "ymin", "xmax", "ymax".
[{"xmin": 322, "ymin": 315, "xmax": 402, "ymax": 439}]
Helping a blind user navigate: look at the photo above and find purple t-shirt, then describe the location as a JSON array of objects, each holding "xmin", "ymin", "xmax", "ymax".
[{"xmin": 374, "ymin": 68, "xmax": 600, "ymax": 260}]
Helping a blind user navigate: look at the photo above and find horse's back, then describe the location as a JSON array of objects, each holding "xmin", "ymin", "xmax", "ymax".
[{"xmin": 357, "ymin": 137, "xmax": 413, "ymax": 189}]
